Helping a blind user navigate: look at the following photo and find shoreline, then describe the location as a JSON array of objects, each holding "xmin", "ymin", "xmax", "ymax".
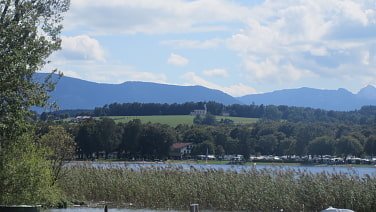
[{"xmin": 69, "ymin": 159, "xmax": 376, "ymax": 168}]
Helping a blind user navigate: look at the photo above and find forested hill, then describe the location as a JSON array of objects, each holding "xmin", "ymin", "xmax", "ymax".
[{"xmin": 37, "ymin": 73, "xmax": 241, "ymax": 110}]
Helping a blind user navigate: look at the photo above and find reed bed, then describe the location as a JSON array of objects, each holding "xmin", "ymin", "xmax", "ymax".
[{"xmin": 58, "ymin": 164, "xmax": 376, "ymax": 211}]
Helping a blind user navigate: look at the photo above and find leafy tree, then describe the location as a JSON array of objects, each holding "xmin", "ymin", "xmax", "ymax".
[
  {"xmin": 138, "ymin": 123, "xmax": 176, "ymax": 159},
  {"xmin": 0, "ymin": 133, "xmax": 61, "ymax": 205},
  {"xmin": 279, "ymin": 137, "xmax": 296, "ymax": 157},
  {"xmin": 203, "ymin": 113, "xmax": 217, "ymax": 125},
  {"xmin": 336, "ymin": 136, "xmax": 363, "ymax": 158},
  {"xmin": 230, "ymin": 127, "xmax": 254, "ymax": 160},
  {"xmin": 193, "ymin": 113, "xmax": 217, "ymax": 125},
  {"xmin": 256, "ymin": 134, "xmax": 278, "ymax": 155},
  {"xmin": 295, "ymin": 124, "xmax": 331, "ymax": 156},
  {"xmin": 191, "ymin": 140, "xmax": 216, "ymax": 156},
  {"xmin": 215, "ymin": 145, "xmax": 225, "ymax": 158},
  {"xmin": 307, "ymin": 136, "xmax": 335, "ymax": 157},
  {"xmin": 96, "ymin": 117, "xmax": 121, "ymax": 158},
  {"xmin": 278, "ymin": 122, "xmax": 297, "ymax": 137},
  {"xmin": 264, "ymin": 105, "xmax": 282, "ymax": 120},
  {"xmin": 182, "ymin": 126, "xmax": 212, "ymax": 144},
  {"xmin": 1, "ymin": 0, "xmax": 69, "ymax": 143},
  {"xmin": 0, "ymin": 0, "xmax": 69, "ymax": 205},
  {"xmin": 193, "ymin": 114, "xmax": 203, "ymax": 124},
  {"xmin": 120, "ymin": 119, "xmax": 142, "ymax": 159},
  {"xmin": 39, "ymin": 126, "xmax": 76, "ymax": 184},
  {"xmin": 224, "ymin": 137, "xmax": 239, "ymax": 155},
  {"xmin": 75, "ymin": 119, "xmax": 98, "ymax": 159},
  {"xmin": 364, "ymin": 135, "xmax": 376, "ymax": 157}
]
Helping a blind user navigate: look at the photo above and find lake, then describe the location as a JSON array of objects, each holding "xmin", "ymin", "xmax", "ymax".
[
  {"xmin": 44, "ymin": 207, "xmax": 236, "ymax": 212},
  {"xmin": 69, "ymin": 161, "xmax": 376, "ymax": 177},
  {"xmin": 44, "ymin": 209, "xmax": 186, "ymax": 212}
]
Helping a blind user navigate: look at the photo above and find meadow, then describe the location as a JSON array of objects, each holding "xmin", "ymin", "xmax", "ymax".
[
  {"xmin": 59, "ymin": 164, "xmax": 376, "ymax": 211},
  {"xmin": 100, "ymin": 115, "xmax": 258, "ymax": 127}
]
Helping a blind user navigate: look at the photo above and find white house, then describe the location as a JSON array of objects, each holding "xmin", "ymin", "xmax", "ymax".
[
  {"xmin": 190, "ymin": 104, "xmax": 207, "ymax": 116},
  {"xmin": 170, "ymin": 143, "xmax": 193, "ymax": 159}
]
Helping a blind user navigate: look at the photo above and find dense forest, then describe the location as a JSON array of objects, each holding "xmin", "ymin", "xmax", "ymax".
[
  {"xmin": 90, "ymin": 102, "xmax": 376, "ymax": 124},
  {"xmin": 44, "ymin": 101, "xmax": 376, "ymax": 124},
  {"xmin": 37, "ymin": 102, "xmax": 376, "ymax": 162}
]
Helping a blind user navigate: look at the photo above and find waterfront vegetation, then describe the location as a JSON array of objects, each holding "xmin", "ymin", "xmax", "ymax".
[{"xmin": 58, "ymin": 163, "xmax": 376, "ymax": 212}]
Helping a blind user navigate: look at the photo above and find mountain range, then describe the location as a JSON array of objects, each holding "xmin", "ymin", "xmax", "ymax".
[
  {"xmin": 37, "ymin": 73, "xmax": 376, "ymax": 112},
  {"xmin": 238, "ymin": 86, "xmax": 376, "ymax": 111}
]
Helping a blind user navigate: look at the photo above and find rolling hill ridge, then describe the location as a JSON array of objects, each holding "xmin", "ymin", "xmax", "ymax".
[
  {"xmin": 37, "ymin": 74, "xmax": 376, "ymax": 111},
  {"xmin": 40, "ymin": 74, "xmax": 242, "ymax": 110}
]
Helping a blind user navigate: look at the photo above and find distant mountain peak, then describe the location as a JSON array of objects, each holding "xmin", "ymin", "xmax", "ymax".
[{"xmin": 357, "ymin": 85, "xmax": 376, "ymax": 100}]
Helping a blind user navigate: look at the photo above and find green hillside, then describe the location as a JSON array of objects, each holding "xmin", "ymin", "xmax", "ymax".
[{"xmin": 101, "ymin": 115, "xmax": 258, "ymax": 127}]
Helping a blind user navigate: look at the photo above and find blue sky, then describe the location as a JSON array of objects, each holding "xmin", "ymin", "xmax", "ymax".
[{"xmin": 43, "ymin": 0, "xmax": 376, "ymax": 97}]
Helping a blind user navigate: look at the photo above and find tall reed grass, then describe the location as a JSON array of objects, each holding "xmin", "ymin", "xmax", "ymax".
[{"xmin": 58, "ymin": 164, "xmax": 376, "ymax": 211}]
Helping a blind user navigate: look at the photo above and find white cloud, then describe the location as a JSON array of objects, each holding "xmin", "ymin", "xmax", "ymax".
[
  {"xmin": 61, "ymin": 70, "xmax": 82, "ymax": 79},
  {"xmin": 181, "ymin": 72, "xmax": 257, "ymax": 96},
  {"xmin": 61, "ymin": 64, "xmax": 167, "ymax": 84},
  {"xmin": 203, "ymin": 69, "xmax": 229, "ymax": 78},
  {"xmin": 222, "ymin": 83, "xmax": 259, "ymax": 97},
  {"xmin": 57, "ymin": 0, "xmax": 376, "ymax": 93},
  {"xmin": 59, "ymin": 35, "xmax": 106, "ymax": 62},
  {"xmin": 63, "ymin": 0, "xmax": 251, "ymax": 35},
  {"xmin": 167, "ymin": 53, "xmax": 189, "ymax": 66},
  {"xmin": 226, "ymin": 0, "xmax": 376, "ymax": 85},
  {"xmin": 242, "ymin": 55, "xmax": 317, "ymax": 84},
  {"xmin": 161, "ymin": 39, "xmax": 223, "ymax": 49}
]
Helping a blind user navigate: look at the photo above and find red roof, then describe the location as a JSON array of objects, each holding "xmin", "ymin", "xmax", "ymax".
[{"xmin": 172, "ymin": 143, "xmax": 193, "ymax": 149}]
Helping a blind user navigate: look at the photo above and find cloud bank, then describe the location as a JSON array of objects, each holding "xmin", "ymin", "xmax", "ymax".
[{"xmin": 55, "ymin": 0, "xmax": 376, "ymax": 96}]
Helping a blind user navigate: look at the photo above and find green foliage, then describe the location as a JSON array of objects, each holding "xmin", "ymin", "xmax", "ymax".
[
  {"xmin": 365, "ymin": 135, "xmax": 376, "ymax": 156},
  {"xmin": 138, "ymin": 123, "xmax": 176, "ymax": 159},
  {"xmin": 0, "ymin": 0, "xmax": 69, "ymax": 144},
  {"xmin": 193, "ymin": 113, "xmax": 217, "ymax": 125},
  {"xmin": 308, "ymin": 136, "xmax": 335, "ymax": 156},
  {"xmin": 99, "ymin": 115, "xmax": 257, "ymax": 127},
  {"xmin": 39, "ymin": 125, "xmax": 76, "ymax": 184},
  {"xmin": 336, "ymin": 136, "xmax": 363, "ymax": 158},
  {"xmin": 0, "ymin": 0, "xmax": 69, "ymax": 205},
  {"xmin": 96, "ymin": 118, "xmax": 121, "ymax": 158},
  {"xmin": 72, "ymin": 117, "xmax": 376, "ymax": 160},
  {"xmin": 0, "ymin": 133, "xmax": 61, "ymax": 206}
]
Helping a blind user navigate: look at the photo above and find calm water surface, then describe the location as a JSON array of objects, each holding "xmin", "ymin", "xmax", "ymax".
[
  {"xmin": 70, "ymin": 162, "xmax": 376, "ymax": 176},
  {"xmin": 44, "ymin": 208, "xmax": 227, "ymax": 212}
]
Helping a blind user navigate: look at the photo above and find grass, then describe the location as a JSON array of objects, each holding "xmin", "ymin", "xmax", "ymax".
[
  {"xmin": 98, "ymin": 115, "xmax": 258, "ymax": 127},
  {"xmin": 59, "ymin": 163, "xmax": 376, "ymax": 211}
]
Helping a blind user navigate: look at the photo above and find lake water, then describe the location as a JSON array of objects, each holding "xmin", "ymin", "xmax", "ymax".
[
  {"xmin": 44, "ymin": 208, "xmax": 233, "ymax": 212},
  {"xmin": 44, "ymin": 209, "xmax": 186, "ymax": 212},
  {"xmin": 71, "ymin": 162, "xmax": 376, "ymax": 177}
]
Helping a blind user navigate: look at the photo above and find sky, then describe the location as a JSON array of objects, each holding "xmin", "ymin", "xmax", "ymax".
[{"xmin": 42, "ymin": 0, "xmax": 376, "ymax": 97}]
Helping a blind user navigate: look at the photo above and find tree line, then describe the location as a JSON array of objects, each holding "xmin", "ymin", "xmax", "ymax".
[
  {"xmin": 56, "ymin": 116, "xmax": 376, "ymax": 161},
  {"xmin": 80, "ymin": 102, "xmax": 376, "ymax": 124}
]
